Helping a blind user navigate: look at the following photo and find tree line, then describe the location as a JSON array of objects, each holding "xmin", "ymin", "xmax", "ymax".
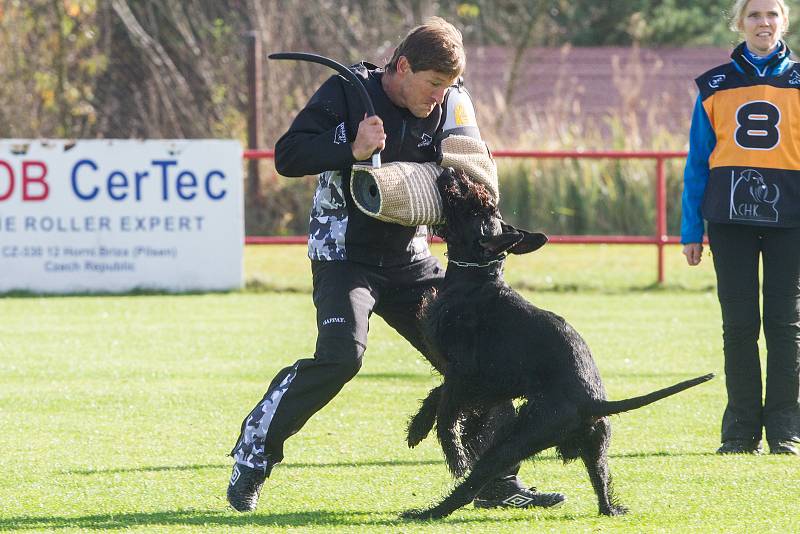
[
  {"xmin": 0, "ymin": 0, "xmax": 769, "ymax": 146},
  {"xmin": 2, "ymin": 1, "xmax": 782, "ymax": 236}
]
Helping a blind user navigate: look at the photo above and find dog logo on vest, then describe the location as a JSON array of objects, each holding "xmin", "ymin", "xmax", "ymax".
[
  {"xmin": 729, "ymin": 168, "xmax": 780, "ymax": 223},
  {"xmin": 417, "ymin": 133, "xmax": 432, "ymax": 148},
  {"xmin": 333, "ymin": 122, "xmax": 347, "ymax": 145},
  {"xmin": 791, "ymin": 70, "xmax": 800, "ymax": 85},
  {"xmin": 709, "ymin": 74, "xmax": 726, "ymax": 89}
]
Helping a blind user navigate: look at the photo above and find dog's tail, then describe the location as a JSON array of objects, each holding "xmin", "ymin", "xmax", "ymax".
[{"xmin": 587, "ymin": 373, "xmax": 714, "ymax": 417}]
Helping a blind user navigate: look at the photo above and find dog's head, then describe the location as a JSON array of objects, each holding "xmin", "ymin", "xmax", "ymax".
[{"xmin": 434, "ymin": 167, "xmax": 547, "ymax": 264}]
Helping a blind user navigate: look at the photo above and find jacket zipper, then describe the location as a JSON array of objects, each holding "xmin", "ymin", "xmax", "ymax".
[{"xmin": 399, "ymin": 119, "xmax": 406, "ymax": 154}]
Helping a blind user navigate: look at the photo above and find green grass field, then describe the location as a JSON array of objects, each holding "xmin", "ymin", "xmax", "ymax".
[{"xmin": 1, "ymin": 244, "xmax": 797, "ymax": 533}]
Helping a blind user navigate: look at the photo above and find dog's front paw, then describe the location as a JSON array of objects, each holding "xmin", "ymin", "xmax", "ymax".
[
  {"xmin": 407, "ymin": 432, "xmax": 425, "ymax": 448},
  {"xmin": 601, "ymin": 504, "xmax": 629, "ymax": 516},
  {"xmin": 400, "ymin": 508, "xmax": 434, "ymax": 521},
  {"xmin": 401, "ymin": 506, "xmax": 449, "ymax": 520},
  {"xmin": 442, "ymin": 451, "xmax": 470, "ymax": 479},
  {"xmin": 406, "ymin": 417, "xmax": 434, "ymax": 448}
]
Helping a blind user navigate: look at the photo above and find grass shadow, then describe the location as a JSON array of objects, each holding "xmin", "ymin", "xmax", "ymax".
[
  {"xmin": 0, "ymin": 507, "xmax": 579, "ymax": 530},
  {"xmin": 508, "ymin": 281, "xmax": 716, "ymax": 294},
  {"xmin": 608, "ymin": 450, "xmax": 715, "ymax": 459},
  {"xmin": 62, "ymin": 450, "xmax": 713, "ymax": 478},
  {"xmin": 62, "ymin": 459, "xmax": 445, "ymax": 476}
]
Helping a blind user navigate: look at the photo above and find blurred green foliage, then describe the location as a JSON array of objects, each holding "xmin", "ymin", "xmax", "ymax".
[
  {"xmin": 1, "ymin": 0, "xmax": 784, "ymax": 140},
  {"xmin": 1, "ymin": 0, "xmax": 786, "ymax": 236},
  {"xmin": 499, "ymin": 157, "xmax": 687, "ymax": 236}
]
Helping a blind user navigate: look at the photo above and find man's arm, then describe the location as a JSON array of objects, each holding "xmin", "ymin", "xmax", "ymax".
[
  {"xmin": 435, "ymin": 80, "xmax": 481, "ymax": 144},
  {"xmin": 435, "ymin": 80, "xmax": 499, "ymax": 199},
  {"xmin": 274, "ymin": 76, "xmax": 359, "ymax": 177}
]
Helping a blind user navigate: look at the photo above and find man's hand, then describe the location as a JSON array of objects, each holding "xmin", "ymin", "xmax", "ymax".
[
  {"xmin": 351, "ymin": 114, "xmax": 386, "ymax": 161},
  {"xmin": 683, "ymin": 243, "xmax": 703, "ymax": 266}
]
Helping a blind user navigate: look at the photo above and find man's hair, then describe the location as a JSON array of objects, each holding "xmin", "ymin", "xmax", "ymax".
[
  {"xmin": 729, "ymin": 0, "xmax": 790, "ymax": 33},
  {"xmin": 385, "ymin": 17, "xmax": 465, "ymax": 78}
]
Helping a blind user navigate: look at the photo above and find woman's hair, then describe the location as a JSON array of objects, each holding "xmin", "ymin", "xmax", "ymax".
[
  {"xmin": 729, "ymin": 0, "xmax": 790, "ymax": 33},
  {"xmin": 384, "ymin": 17, "xmax": 465, "ymax": 78}
]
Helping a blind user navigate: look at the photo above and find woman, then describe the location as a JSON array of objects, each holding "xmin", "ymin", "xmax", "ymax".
[{"xmin": 681, "ymin": 0, "xmax": 800, "ymax": 455}]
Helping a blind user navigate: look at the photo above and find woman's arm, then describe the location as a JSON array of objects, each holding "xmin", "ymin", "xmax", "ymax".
[{"xmin": 680, "ymin": 94, "xmax": 716, "ymax": 254}]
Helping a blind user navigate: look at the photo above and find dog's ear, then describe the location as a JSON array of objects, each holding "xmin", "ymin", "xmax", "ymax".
[
  {"xmin": 479, "ymin": 232, "xmax": 525, "ymax": 257},
  {"xmin": 498, "ymin": 223, "xmax": 548, "ymax": 255}
]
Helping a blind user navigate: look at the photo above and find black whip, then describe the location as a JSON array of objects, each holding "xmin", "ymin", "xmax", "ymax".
[{"xmin": 269, "ymin": 52, "xmax": 381, "ymax": 167}]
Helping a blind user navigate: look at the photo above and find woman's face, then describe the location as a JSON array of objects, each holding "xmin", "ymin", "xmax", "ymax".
[{"xmin": 739, "ymin": 0, "xmax": 787, "ymax": 55}]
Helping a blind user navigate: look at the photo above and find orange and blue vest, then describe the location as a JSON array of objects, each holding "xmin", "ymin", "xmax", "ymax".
[{"xmin": 681, "ymin": 42, "xmax": 800, "ymax": 243}]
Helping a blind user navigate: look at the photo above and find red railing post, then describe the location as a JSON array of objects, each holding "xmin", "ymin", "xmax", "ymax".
[
  {"xmin": 242, "ymin": 149, "xmax": 689, "ymax": 284},
  {"xmin": 655, "ymin": 156, "xmax": 668, "ymax": 284},
  {"xmin": 246, "ymin": 32, "xmax": 263, "ymax": 203}
]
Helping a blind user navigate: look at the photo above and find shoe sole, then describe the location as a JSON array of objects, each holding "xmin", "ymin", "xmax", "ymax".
[
  {"xmin": 227, "ymin": 486, "xmax": 259, "ymax": 513},
  {"xmin": 227, "ymin": 501, "xmax": 257, "ymax": 512}
]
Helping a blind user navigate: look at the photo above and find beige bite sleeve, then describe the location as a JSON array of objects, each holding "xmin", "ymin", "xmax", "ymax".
[
  {"xmin": 438, "ymin": 135, "xmax": 499, "ymax": 200},
  {"xmin": 350, "ymin": 161, "xmax": 445, "ymax": 226}
]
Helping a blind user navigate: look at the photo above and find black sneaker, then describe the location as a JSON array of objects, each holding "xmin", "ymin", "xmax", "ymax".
[
  {"xmin": 474, "ymin": 476, "xmax": 566, "ymax": 509},
  {"xmin": 227, "ymin": 463, "xmax": 267, "ymax": 512},
  {"xmin": 716, "ymin": 439, "xmax": 763, "ymax": 455},
  {"xmin": 769, "ymin": 440, "xmax": 799, "ymax": 455}
]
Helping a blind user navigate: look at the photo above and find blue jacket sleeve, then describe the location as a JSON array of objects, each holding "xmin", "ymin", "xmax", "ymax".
[{"xmin": 680, "ymin": 94, "xmax": 715, "ymax": 244}]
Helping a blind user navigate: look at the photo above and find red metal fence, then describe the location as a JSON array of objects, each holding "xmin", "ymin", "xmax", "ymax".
[{"xmin": 243, "ymin": 149, "xmax": 689, "ymax": 283}]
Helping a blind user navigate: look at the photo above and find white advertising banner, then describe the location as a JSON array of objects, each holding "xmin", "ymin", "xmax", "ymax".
[{"xmin": 0, "ymin": 139, "xmax": 244, "ymax": 293}]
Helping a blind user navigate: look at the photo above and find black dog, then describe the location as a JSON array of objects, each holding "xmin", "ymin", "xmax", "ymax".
[{"xmin": 402, "ymin": 168, "xmax": 713, "ymax": 520}]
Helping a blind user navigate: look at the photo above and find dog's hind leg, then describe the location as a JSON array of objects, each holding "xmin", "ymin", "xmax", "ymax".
[
  {"xmin": 579, "ymin": 417, "xmax": 628, "ymax": 516},
  {"xmin": 435, "ymin": 382, "xmax": 473, "ymax": 478},
  {"xmin": 407, "ymin": 384, "xmax": 443, "ymax": 448},
  {"xmin": 461, "ymin": 401, "xmax": 518, "ymax": 473},
  {"xmin": 404, "ymin": 399, "xmax": 580, "ymax": 520}
]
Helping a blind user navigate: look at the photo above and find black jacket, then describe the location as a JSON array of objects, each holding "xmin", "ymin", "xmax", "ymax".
[{"xmin": 275, "ymin": 62, "xmax": 446, "ymax": 267}]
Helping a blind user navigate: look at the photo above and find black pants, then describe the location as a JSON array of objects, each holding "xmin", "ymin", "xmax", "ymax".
[
  {"xmin": 231, "ymin": 257, "xmax": 520, "ymax": 482},
  {"xmin": 708, "ymin": 222, "xmax": 800, "ymax": 444}
]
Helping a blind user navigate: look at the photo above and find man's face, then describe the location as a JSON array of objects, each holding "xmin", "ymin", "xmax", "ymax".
[{"xmin": 395, "ymin": 57, "xmax": 458, "ymax": 118}]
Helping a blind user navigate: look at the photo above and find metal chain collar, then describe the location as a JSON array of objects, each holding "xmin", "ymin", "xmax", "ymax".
[{"xmin": 445, "ymin": 253, "xmax": 506, "ymax": 268}]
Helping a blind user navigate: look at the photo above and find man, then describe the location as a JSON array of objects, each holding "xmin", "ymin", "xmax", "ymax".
[{"xmin": 227, "ymin": 17, "xmax": 566, "ymax": 513}]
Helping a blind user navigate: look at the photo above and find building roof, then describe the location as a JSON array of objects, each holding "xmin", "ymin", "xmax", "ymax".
[{"xmin": 463, "ymin": 45, "xmax": 731, "ymax": 146}]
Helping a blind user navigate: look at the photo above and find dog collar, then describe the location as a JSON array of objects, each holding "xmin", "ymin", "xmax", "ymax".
[{"xmin": 446, "ymin": 253, "xmax": 506, "ymax": 268}]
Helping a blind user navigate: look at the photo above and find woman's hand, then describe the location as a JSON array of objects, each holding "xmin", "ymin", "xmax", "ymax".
[{"xmin": 683, "ymin": 243, "xmax": 703, "ymax": 266}]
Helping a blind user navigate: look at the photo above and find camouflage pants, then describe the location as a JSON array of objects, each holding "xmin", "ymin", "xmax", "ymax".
[{"xmin": 230, "ymin": 257, "xmax": 445, "ymax": 471}]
